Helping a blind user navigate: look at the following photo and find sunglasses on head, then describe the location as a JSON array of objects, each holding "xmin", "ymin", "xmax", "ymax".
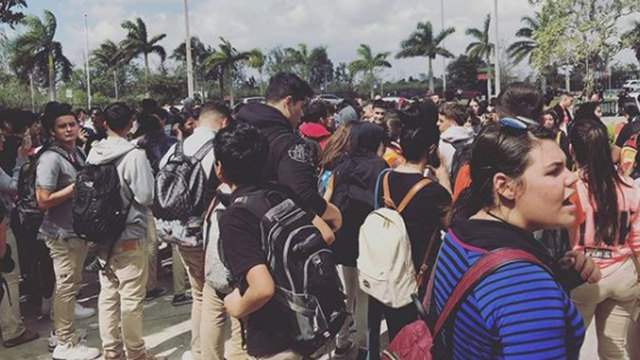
[{"xmin": 498, "ymin": 116, "xmax": 539, "ymax": 132}]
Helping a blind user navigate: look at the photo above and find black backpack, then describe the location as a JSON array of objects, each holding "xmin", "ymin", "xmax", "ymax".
[
  {"xmin": 444, "ymin": 138, "xmax": 473, "ymax": 184},
  {"xmin": 12, "ymin": 146, "xmax": 84, "ymax": 240},
  {"xmin": 232, "ymin": 188, "xmax": 347, "ymax": 357},
  {"xmin": 72, "ymin": 151, "xmax": 133, "ymax": 246},
  {"xmin": 152, "ymin": 140, "xmax": 216, "ymax": 222}
]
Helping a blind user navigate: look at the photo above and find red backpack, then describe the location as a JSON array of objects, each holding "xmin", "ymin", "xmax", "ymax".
[{"xmin": 382, "ymin": 248, "xmax": 546, "ymax": 360}]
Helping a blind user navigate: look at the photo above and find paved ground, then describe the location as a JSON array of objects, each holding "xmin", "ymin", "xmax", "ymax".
[{"xmin": 0, "ymin": 278, "xmax": 612, "ymax": 360}]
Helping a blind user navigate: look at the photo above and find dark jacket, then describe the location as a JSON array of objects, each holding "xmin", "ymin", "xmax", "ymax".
[
  {"xmin": 330, "ymin": 154, "xmax": 387, "ymax": 265},
  {"xmin": 237, "ymin": 103, "xmax": 327, "ymax": 215}
]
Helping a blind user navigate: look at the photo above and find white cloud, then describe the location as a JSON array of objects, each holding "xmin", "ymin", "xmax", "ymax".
[{"xmin": 22, "ymin": 0, "xmax": 640, "ymax": 81}]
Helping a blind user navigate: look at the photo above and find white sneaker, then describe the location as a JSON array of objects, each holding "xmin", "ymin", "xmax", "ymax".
[
  {"xmin": 181, "ymin": 351, "xmax": 193, "ymax": 360},
  {"xmin": 52, "ymin": 341, "xmax": 100, "ymax": 360},
  {"xmin": 74, "ymin": 303, "xmax": 96, "ymax": 320},
  {"xmin": 49, "ymin": 329, "xmax": 88, "ymax": 352},
  {"xmin": 48, "ymin": 331, "xmax": 57, "ymax": 352}
]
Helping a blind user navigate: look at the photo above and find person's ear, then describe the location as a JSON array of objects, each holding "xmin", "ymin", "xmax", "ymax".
[
  {"xmin": 493, "ymin": 172, "xmax": 518, "ymax": 201},
  {"xmin": 214, "ymin": 161, "xmax": 226, "ymax": 184},
  {"xmin": 221, "ymin": 116, "xmax": 229, "ymax": 129}
]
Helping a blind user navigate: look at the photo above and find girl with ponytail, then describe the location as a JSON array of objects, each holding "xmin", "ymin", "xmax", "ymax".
[{"xmin": 569, "ymin": 118, "xmax": 640, "ymax": 359}]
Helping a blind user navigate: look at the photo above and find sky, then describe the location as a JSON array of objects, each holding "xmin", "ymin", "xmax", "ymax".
[{"xmin": 14, "ymin": 0, "xmax": 640, "ymax": 82}]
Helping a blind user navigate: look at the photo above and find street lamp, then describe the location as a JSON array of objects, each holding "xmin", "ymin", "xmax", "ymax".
[
  {"xmin": 441, "ymin": 0, "xmax": 447, "ymax": 94},
  {"xmin": 493, "ymin": 0, "xmax": 501, "ymax": 97},
  {"xmin": 84, "ymin": 14, "xmax": 92, "ymax": 108},
  {"xmin": 184, "ymin": 0, "xmax": 194, "ymax": 99}
]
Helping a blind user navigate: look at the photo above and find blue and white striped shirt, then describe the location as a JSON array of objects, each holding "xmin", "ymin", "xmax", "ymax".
[{"xmin": 432, "ymin": 230, "xmax": 585, "ymax": 359}]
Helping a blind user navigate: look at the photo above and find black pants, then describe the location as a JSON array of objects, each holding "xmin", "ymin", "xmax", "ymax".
[
  {"xmin": 366, "ymin": 296, "xmax": 418, "ymax": 360},
  {"xmin": 16, "ymin": 231, "xmax": 54, "ymax": 303}
]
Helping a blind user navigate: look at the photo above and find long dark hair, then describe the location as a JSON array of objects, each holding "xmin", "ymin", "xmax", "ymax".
[
  {"xmin": 452, "ymin": 123, "xmax": 554, "ymax": 220},
  {"xmin": 569, "ymin": 119, "xmax": 621, "ymax": 245}
]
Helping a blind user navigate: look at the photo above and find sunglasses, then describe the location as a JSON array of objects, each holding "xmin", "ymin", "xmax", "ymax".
[{"xmin": 498, "ymin": 116, "xmax": 539, "ymax": 132}]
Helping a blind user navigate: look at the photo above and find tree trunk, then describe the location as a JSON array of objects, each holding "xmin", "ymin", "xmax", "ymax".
[
  {"xmin": 48, "ymin": 51, "xmax": 56, "ymax": 101},
  {"xmin": 144, "ymin": 53, "xmax": 150, "ymax": 97},
  {"xmin": 428, "ymin": 57, "xmax": 434, "ymax": 92},
  {"xmin": 113, "ymin": 69, "xmax": 119, "ymax": 100},
  {"xmin": 369, "ymin": 72, "xmax": 375, "ymax": 100},
  {"xmin": 218, "ymin": 70, "xmax": 225, "ymax": 102},
  {"xmin": 230, "ymin": 74, "xmax": 235, "ymax": 108},
  {"xmin": 486, "ymin": 55, "xmax": 492, "ymax": 100}
]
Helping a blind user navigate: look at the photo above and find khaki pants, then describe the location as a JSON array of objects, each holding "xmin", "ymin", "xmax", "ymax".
[
  {"xmin": 572, "ymin": 257, "xmax": 640, "ymax": 360},
  {"xmin": 251, "ymin": 350, "xmax": 302, "ymax": 360},
  {"xmin": 98, "ymin": 239, "xmax": 148, "ymax": 360},
  {"xmin": 0, "ymin": 224, "xmax": 26, "ymax": 341},
  {"xmin": 146, "ymin": 214, "xmax": 159, "ymax": 291},
  {"xmin": 336, "ymin": 265, "xmax": 368, "ymax": 349},
  {"xmin": 44, "ymin": 235, "xmax": 88, "ymax": 344},
  {"xmin": 177, "ymin": 245, "xmax": 204, "ymax": 359},
  {"xmin": 201, "ymin": 283, "xmax": 247, "ymax": 360},
  {"xmin": 173, "ymin": 245, "xmax": 187, "ymax": 294}
]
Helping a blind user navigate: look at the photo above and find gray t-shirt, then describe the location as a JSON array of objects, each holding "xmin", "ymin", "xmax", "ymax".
[{"xmin": 35, "ymin": 147, "xmax": 85, "ymax": 239}]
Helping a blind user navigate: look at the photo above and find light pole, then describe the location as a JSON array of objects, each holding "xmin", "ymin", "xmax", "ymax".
[
  {"xmin": 441, "ymin": 0, "xmax": 447, "ymax": 94},
  {"xmin": 183, "ymin": 0, "xmax": 194, "ymax": 99},
  {"xmin": 493, "ymin": 0, "xmax": 501, "ymax": 97},
  {"xmin": 84, "ymin": 14, "xmax": 92, "ymax": 109}
]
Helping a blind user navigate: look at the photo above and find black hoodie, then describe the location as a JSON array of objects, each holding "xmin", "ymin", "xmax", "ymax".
[{"xmin": 237, "ymin": 103, "xmax": 327, "ymax": 215}]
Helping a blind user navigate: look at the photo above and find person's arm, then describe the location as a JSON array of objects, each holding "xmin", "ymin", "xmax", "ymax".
[
  {"xmin": 224, "ymin": 264, "xmax": 275, "ymax": 318},
  {"xmin": 35, "ymin": 152, "xmax": 75, "ymax": 210},
  {"xmin": 36, "ymin": 185, "xmax": 75, "ymax": 210},
  {"xmin": 124, "ymin": 150, "xmax": 155, "ymax": 206},
  {"xmin": 277, "ymin": 141, "xmax": 328, "ymax": 216},
  {"xmin": 0, "ymin": 220, "xmax": 6, "ymax": 258},
  {"xmin": 312, "ymin": 215, "xmax": 335, "ymax": 245},
  {"xmin": 320, "ymin": 202, "xmax": 342, "ymax": 233}
]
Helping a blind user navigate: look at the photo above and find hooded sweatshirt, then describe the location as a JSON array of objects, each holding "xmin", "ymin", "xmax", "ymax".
[
  {"xmin": 237, "ymin": 103, "xmax": 327, "ymax": 215},
  {"xmin": 86, "ymin": 136, "xmax": 155, "ymax": 242},
  {"xmin": 438, "ymin": 125, "xmax": 474, "ymax": 173}
]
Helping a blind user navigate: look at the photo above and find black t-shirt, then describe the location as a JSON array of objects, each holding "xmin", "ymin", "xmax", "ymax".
[
  {"xmin": 383, "ymin": 172, "xmax": 452, "ymax": 270},
  {"xmin": 219, "ymin": 185, "xmax": 292, "ymax": 357}
]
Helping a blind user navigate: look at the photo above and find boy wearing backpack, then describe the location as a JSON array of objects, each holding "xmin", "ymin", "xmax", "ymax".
[
  {"xmin": 35, "ymin": 104, "xmax": 101, "ymax": 360},
  {"xmin": 156, "ymin": 101, "xmax": 233, "ymax": 360},
  {"xmin": 85, "ymin": 103, "xmax": 155, "ymax": 360},
  {"xmin": 215, "ymin": 123, "xmax": 340, "ymax": 360}
]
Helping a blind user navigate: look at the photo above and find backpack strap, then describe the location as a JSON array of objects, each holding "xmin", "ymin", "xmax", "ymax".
[
  {"xmin": 374, "ymin": 168, "xmax": 393, "ymax": 209},
  {"xmin": 428, "ymin": 248, "xmax": 548, "ymax": 337},
  {"xmin": 47, "ymin": 146, "xmax": 84, "ymax": 171},
  {"xmin": 192, "ymin": 139, "xmax": 214, "ymax": 162},
  {"xmin": 382, "ymin": 172, "xmax": 432, "ymax": 213},
  {"xmin": 174, "ymin": 140, "xmax": 184, "ymax": 157}
]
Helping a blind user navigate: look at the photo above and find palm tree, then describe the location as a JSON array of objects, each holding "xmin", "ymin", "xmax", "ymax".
[
  {"xmin": 120, "ymin": 17, "xmax": 166, "ymax": 94},
  {"xmin": 247, "ymin": 49, "xmax": 266, "ymax": 91},
  {"xmin": 92, "ymin": 40, "xmax": 125, "ymax": 100},
  {"xmin": 396, "ymin": 21, "xmax": 455, "ymax": 92},
  {"xmin": 507, "ymin": 14, "xmax": 540, "ymax": 65},
  {"xmin": 466, "ymin": 14, "xmax": 495, "ymax": 98},
  {"xmin": 203, "ymin": 37, "xmax": 256, "ymax": 106},
  {"xmin": 349, "ymin": 44, "xmax": 392, "ymax": 99},
  {"xmin": 623, "ymin": 21, "xmax": 640, "ymax": 64},
  {"xmin": 9, "ymin": 10, "xmax": 72, "ymax": 100},
  {"xmin": 284, "ymin": 43, "xmax": 312, "ymax": 81},
  {"xmin": 172, "ymin": 37, "xmax": 214, "ymax": 96}
]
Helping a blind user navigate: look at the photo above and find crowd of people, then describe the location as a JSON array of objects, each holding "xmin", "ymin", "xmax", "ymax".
[{"xmin": 0, "ymin": 71, "xmax": 638, "ymax": 360}]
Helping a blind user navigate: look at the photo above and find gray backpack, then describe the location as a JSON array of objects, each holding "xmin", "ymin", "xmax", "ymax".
[{"xmin": 204, "ymin": 198, "xmax": 234, "ymax": 294}]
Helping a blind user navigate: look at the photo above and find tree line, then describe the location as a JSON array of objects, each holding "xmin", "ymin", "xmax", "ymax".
[{"xmin": 1, "ymin": 0, "xmax": 640, "ymax": 109}]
